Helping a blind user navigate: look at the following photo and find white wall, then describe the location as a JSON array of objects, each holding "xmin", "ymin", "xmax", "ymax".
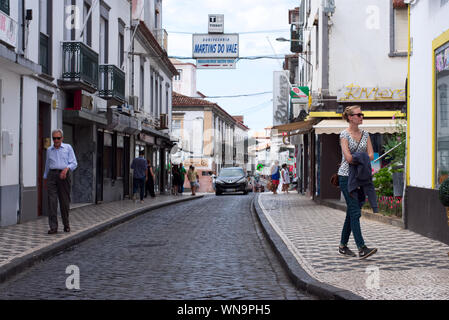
[
  {"xmin": 0, "ymin": 68, "xmax": 20, "ymax": 187},
  {"xmin": 328, "ymin": 0, "xmax": 407, "ymax": 94},
  {"xmin": 409, "ymin": 0, "xmax": 449, "ymax": 188}
]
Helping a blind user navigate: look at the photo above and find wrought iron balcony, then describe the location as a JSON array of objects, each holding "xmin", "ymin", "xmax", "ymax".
[
  {"xmin": 99, "ymin": 64, "xmax": 126, "ymax": 105},
  {"xmin": 59, "ymin": 41, "xmax": 99, "ymax": 93}
]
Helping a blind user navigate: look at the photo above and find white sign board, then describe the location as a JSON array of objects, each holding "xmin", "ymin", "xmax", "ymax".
[
  {"xmin": 197, "ymin": 59, "xmax": 236, "ymax": 69},
  {"xmin": 192, "ymin": 34, "xmax": 239, "ymax": 59},
  {"xmin": 209, "ymin": 14, "xmax": 224, "ymax": 34},
  {"xmin": 273, "ymin": 71, "xmax": 290, "ymax": 127}
]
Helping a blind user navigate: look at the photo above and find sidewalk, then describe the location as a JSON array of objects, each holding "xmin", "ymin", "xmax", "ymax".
[
  {"xmin": 0, "ymin": 194, "xmax": 204, "ymax": 284},
  {"xmin": 255, "ymin": 193, "xmax": 449, "ymax": 300}
]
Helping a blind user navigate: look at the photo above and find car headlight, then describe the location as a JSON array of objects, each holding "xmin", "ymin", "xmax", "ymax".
[
  {"xmin": 216, "ymin": 180, "xmax": 224, "ymax": 184},
  {"xmin": 236, "ymin": 177, "xmax": 246, "ymax": 183}
]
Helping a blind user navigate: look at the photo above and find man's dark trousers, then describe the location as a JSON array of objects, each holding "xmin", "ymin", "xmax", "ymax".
[{"xmin": 47, "ymin": 170, "xmax": 71, "ymax": 231}]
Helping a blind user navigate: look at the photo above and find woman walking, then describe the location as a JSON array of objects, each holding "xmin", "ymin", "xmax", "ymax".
[
  {"xmin": 338, "ymin": 105, "xmax": 377, "ymax": 259},
  {"xmin": 281, "ymin": 164, "xmax": 290, "ymax": 193}
]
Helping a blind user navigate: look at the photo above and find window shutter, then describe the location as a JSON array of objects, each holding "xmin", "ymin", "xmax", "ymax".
[{"xmin": 394, "ymin": 8, "xmax": 408, "ymax": 52}]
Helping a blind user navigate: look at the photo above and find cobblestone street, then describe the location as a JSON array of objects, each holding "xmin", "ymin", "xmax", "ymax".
[{"xmin": 0, "ymin": 195, "xmax": 315, "ymax": 300}]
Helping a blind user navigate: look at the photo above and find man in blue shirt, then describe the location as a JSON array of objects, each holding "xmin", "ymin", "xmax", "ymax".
[
  {"xmin": 44, "ymin": 129, "xmax": 78, "ymax": 234},
  {"xmin": 131, "ymin": 150, "xmax": 148, "ymax": 203}
]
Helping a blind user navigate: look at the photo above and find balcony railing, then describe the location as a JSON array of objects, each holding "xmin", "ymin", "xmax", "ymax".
[
  {"xmin": 0, "ymin": 9, "xmax": 17, "ymax": 48},
  {"xmin": 99, "ymin": 64, "xmax": 126, "ymax": 104},
  {"xmin": 154, "ymin": 29, "xmax": 168, "ymax": 52},
  {"xmin": 61, "ymin": 41, "xmax": 99, "ymax": 92}
]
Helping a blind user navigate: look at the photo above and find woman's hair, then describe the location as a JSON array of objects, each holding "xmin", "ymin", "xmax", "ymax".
[{"xmin": 342, "ymin": 105, "xmax": 362, "ymax": 122}]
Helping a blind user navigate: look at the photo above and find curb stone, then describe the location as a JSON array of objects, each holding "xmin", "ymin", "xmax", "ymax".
[
  {"xmin": 252, "ymin": 194, "xmax": 364, "ymax": 300},
  {"xmin": 0, "ymin": 195, "xmax": 204, "ymax": 285}
]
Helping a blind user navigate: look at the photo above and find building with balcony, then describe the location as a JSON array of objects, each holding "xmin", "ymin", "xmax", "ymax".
[
  {"xmin": 274, "ymin": 0, "xmax": 408, "ymax": 200},
  {"xmin": 0, "ymin": 0, "xmax": 177, "ymax": 227},
  {"xmin": 0, "ymin": 0, "xmax": 42, "ymax": 226}
]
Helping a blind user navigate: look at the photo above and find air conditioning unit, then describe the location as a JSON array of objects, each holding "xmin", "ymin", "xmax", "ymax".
[
  {"xmin": 158, "ymin": 113, "xmax": 168, "ymax": 130},
  {"xmin": 128, "ymin": 96, "xmax": 140, "ymax": 113}
]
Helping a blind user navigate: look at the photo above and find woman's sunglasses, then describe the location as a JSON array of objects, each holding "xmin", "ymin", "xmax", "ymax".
[{"xmin": 351, "ymin": 113, "xmax": 364, "ymax": 118}]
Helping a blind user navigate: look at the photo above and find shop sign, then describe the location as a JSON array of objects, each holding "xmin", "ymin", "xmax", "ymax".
[
  {"xmin": 183, "ymin": 158, "xmax": 211, "ymax": 169},
  {"xmin": 0, "ymin": 11, "xmax": 17, "ymax": 48},
  {"xmin": 192, "ymin": 34, "xmax": 239, "ymax": 58},
  {"xmin": 273, "ymin": 71, "xmax": 290, "ymax": 126},
  {"xmin": 291, "ymin": 86, "xmax": 309, "ymax": 103},
  {"xmin": 139, "ymin": 133, "xmax": 155, "ymax": 145},
  {"xmin": 338, "ymin": 84, "xmax": 406, "ymax": 102}
]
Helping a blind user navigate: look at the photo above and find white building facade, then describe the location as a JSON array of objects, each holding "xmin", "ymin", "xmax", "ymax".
[
  {"xmin": 407, "ymin": 0, "xmax": 449, "ymax": 244},
  {"xmin": 0, "ymin": 0, "xmax": 177, "ymax": 227}
]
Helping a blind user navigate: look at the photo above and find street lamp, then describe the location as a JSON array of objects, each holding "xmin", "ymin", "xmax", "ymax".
[{"xmin": 276, "ymin": 37, "xmax": 302, "ymax": 43}]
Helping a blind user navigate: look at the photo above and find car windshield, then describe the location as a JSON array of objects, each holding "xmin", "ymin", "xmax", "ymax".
[{"xmin": 219, "ymin": 169, "xmax": 244, "ymax": 177}]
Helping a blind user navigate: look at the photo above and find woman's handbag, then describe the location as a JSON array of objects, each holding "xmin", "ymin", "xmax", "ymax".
[{"xmin": 330, "ymin": 173, "xmax": 339, "ymax": 187}]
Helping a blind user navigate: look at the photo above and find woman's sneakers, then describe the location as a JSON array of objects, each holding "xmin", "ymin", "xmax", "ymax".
[
  {"xmin": 339, "ymin": 245, "xmax": 378, "ymax": 259},
  {"xmin": 338, "ymin": 246, "xmax": 356, "ymax": 257},
  {"xmin": 358, "ymin": 246, "xmax": 378, "ymax": 260}
]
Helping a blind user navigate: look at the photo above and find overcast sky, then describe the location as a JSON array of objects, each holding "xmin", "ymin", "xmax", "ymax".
[{"xmin": 163, "ymin": 0, "xmax": 299, "ymax": 133}]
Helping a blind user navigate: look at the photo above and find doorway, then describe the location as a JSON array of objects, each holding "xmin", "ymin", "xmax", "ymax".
[{"xmin": 38, "ymin": 102, "xmax": 51, "ymax": 216}]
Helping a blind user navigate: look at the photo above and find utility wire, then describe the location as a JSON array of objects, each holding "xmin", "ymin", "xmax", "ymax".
[
  {"xmin": 199, "ymin": 91, "xmax": 272, "ymax": 99},
  {"xmin": 167, "ymin": 29, "xmax": 289, "ymax": 35}
]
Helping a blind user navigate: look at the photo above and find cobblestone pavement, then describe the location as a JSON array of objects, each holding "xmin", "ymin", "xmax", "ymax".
[
  {"xmin": 258, "ymin": 193, "xmax": 449, "ymax": 300},
  {"xmin": 0, "ymin": 194, "xmax": 203, "ymax": 269},
  {"xmin": 0, "ymin": 194, "xmax": 315, "ymax": 300}
]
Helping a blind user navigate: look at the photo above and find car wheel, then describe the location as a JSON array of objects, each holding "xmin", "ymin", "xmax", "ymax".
[{"xmin": 216, "ymin": 191, "xmax": 222, "ymax": 196}]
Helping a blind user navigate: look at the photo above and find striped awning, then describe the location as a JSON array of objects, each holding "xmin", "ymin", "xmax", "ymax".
[{"xmin": 313, "ymin": 119, "xmax": 406, "ymax": 135}]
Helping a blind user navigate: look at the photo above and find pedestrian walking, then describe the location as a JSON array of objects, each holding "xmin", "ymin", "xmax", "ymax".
[
  {"xmin": 172, "ymin": 164, "xmax": 181, "ymax": 195},
  {"xmin": 270, "ymin": 161, "xmax": 280, "ymax": 194},
  {"xmin": 338, "ymin": 105, "xmax": 378, "ymax": 259},
  {"xmin": 281, "ymin": 164, "xmax": 290, "ymax": 193},
  {"xmin": 131, "ymin": 150, "xmax": 148, "ymax": 203},
  {"xmin": 44, "ymin": 129, "xmax": 78, "ymax": 235},
  {"xmin": 178, "ymin": 163, "xmax": 186, "ymax": 194},
  {"xmin": 145, "ymin": 159, "xmax": 156, "ymax": 198},
  {"xmin": 187, "ymin": 165, "xmax": 199, "ymax": 196}
]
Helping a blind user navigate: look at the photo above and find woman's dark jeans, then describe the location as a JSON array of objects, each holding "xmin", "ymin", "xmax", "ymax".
[{"xmin": 339, "ymin": 175, "xmax": 365, "ymax": 249}]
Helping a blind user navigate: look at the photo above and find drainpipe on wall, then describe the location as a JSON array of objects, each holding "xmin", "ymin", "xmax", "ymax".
[{"xmin": 403, "ymin": 2, "xmax": 412, "ymax": 227}]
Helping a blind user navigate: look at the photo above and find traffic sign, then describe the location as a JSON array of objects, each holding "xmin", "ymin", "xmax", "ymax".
[{"xmin": 197, "ymin": 59, "xmax": 236, "ymax": 69}]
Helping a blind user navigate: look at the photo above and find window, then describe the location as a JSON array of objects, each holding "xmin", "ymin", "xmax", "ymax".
[
  {"xmin": 118, "ymin": 19, "xmax": 125, "ymax": 68},
  {"xmin": 174, "ymin": 69, "xmax": 182, "ymax": 81},
  {"xmin": 0, "ymin": 0, "xmax": 9, "ymax": 15},
  {"xmin": 116, "ymin": 135, "xmax": 125, "ymax": 178},
  {"xmin": 151, "ymin": 74, "xmax": 154, "ymax": 114},
  {"xmin": 436, "ymin": 41, "xmax": 449, "ymax": 186},
  {"xmin": 140, "ymin": 65, "xmax": 145, "ymax": 109},
  {"xmin": 83, "ymin": 1, "xmax": 92, "ymax": 47},
  {"xmin": 103, "ymin": 133, "xmax": 113, "ymax": 179},
  {"xmin": 39, "ymin": 0, "xmax": 52, "ymax": 75},
  {"xmin": 390, "ymin": 2, "xmax": 408, "ymax": 56},
  {"xmin": 100, "ymin": 17, "xmax": 109, "ymax": 64}
]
